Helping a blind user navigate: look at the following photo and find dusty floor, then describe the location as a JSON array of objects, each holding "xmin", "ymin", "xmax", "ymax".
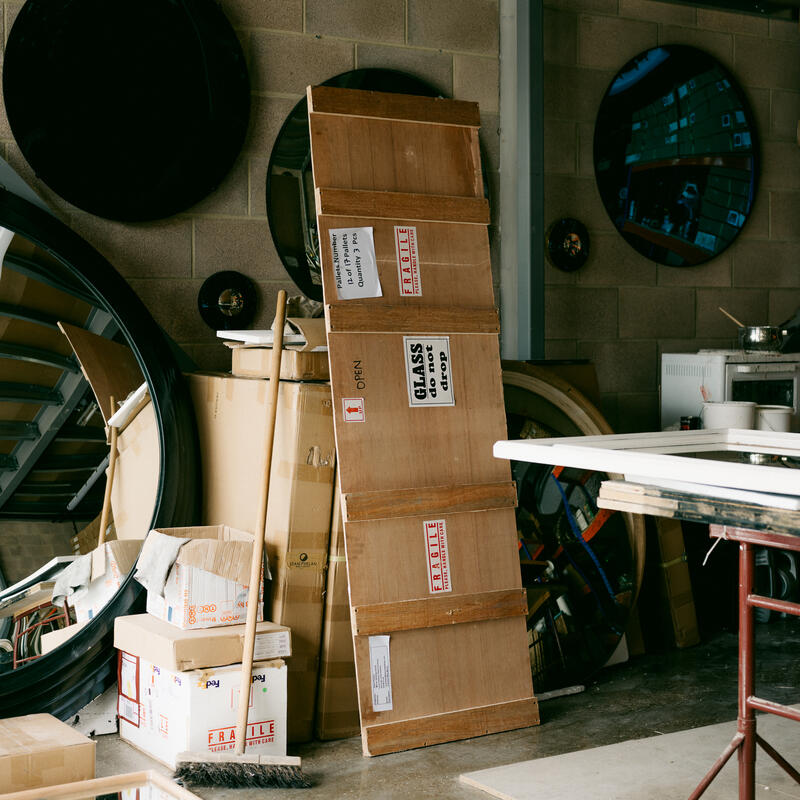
[{"xmin": 96, "ymin": 619, "xmax": 800, "ymax": 799}]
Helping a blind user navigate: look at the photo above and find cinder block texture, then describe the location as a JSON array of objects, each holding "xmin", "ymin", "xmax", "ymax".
[
  {"xmin": 355, "ymin": 44, "xmax": 453, "ymax": 94},
  {"xmin": 408, "ymin": 0, "xmax": 498, "ymax": 53},
  {"xmin": 619, "ymin": 288, "xmax": 695, "ymax": 339},
  {"xmin": 307, "ymin": 0, "xmax": 405, "ymax": 43},
  {"xmin": 578, "ymin": 16, "xmax": 657, "ymax": 70},
  {"xmin": 223, "ymin": 0, "xmax": 303, "ymax": 31},
  {"xmin": 454, "ymin": 56, "xmax": 499, "ymax": 113},
  {"xmin": 621, "ymin": 0, "xmax": 696, "ymax": 25}
]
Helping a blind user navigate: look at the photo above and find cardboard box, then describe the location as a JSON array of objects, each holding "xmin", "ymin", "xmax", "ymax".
[
  {"xmin": 110, "ymin": 399, "xmax": 160, "ymax": 541},
  {"xmin": 117, "ymin": 652, "xmax": 287, "ymax": 769},
  {"xmin": 315, "ymin": 491, "xmax": 359, "ymax": 740},
  {"xmin": 229, "ymin": 346, "xmax": 330, "ymax": 382},
  {"xmin": 187, "ymin": 373, "xmax": 336, "ymax": 742},
  {"xmin": 0, "ymin": 714, "xmax": 95, "ymax": 791},
  {"xmin": 41, "ymin": 619, "xmax": 90, "ymax": 654},
  {"xmin": 141, "ymin": 525, "xmax": 264, "ymax": 630},
  {"xmin": 115, "ymin": 613, "xmax": 291, "ymax": 671},
  {"xmin": 70, "ymin": 539, "xmax": 143, "ymax": 623}
]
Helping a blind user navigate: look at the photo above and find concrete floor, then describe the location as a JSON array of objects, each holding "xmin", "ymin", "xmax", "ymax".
[{"xmin": 95, "ymin": 619, "xmax": 800, "ymax": 799}]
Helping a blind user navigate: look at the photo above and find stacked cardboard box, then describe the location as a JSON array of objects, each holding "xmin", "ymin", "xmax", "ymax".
[
  {"xmin": 114, "ymin": 524, "xmax": 291, "ymax": 767},
  {"xmin": 188, "ymin": 372, "xmax": 337, "ymax": 743}
]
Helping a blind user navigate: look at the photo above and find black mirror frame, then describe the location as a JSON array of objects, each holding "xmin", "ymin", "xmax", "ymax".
[{"xmin": 0, "ymin": 188, "xmax": 201, "ymax": 719}]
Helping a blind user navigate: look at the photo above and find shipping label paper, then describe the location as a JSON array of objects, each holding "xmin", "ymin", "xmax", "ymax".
[
  {"xmin": 253, "ymin": 630, "xmax": 291, "ymax": 661},
  {"xmin": 403, "ymin": 336, "xmax": 455, "ymax": 407},
  {"xmin": 424, "ymin": 519, "xmax": 452, "ymax": 594},
  {"xmin": 395, "ymin": 225, "xmax": 421, "ymax": 296},
  {"xmin": 329, "ymin": 227, "xmax": 382, "ymax": 300},
  {"xmin": 369, "ymin": 635, "xmax": 393, "ymax": 712}
]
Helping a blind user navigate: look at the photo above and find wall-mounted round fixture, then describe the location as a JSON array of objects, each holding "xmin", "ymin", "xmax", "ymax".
[
  {"xmin": 3, "ymin": 0, "xmax": 250, "ymax": 222},
  {"xmin": 198, "ymin": 271, "xmax": 257, "ymax": 331},
  {"xmin": 594, "ymin": 45, "xmax": 758, "ymax": 267},
  {"xmin": 546, "ymin": 217, "xmax": 590, "ymax": 272}
]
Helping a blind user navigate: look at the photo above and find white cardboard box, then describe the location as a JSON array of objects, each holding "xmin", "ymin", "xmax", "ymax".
[
  {"xmin": 117, "ymin": 652, "xmax": 287, "ymax": 769},
  {"xmin": 141, "ymin": 525, "xmax": 264, "ymax": 630},
  {"xmin": 71, "ymin": 540, "xmax": 143, "ymax": 623}
]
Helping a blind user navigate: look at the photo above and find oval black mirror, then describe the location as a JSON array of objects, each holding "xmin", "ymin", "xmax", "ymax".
[
  {"xmin": 0, "ymin": 185, "xmax": 200, "ymax": 719},
  {"xmin": 594, "ymin": 45, "xmax": 759, "ymax": 267}
]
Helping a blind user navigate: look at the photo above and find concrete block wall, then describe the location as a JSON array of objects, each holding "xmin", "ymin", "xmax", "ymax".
[
  {"xmin": 543, "ymin": 0, "xmax": 800, "ymax": 432},
  {"xmin": 0, "ymin": 0, "xmax": 500, "ymax": 373}
]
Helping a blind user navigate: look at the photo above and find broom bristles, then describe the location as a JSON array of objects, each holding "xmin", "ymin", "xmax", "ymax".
[{"xmin": 174, "ymin": 752, "xmax": 311, "ymax": 789}]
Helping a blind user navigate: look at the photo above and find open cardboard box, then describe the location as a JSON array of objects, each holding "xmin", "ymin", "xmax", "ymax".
[{"xmin": 141, "ymin": 525, "xmax": 264, "ymax": 630}]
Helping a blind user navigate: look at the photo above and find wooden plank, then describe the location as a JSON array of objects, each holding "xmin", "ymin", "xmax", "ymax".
[
  {"xmin": 309, "ymin": 115, "xmax": 483, "ymax": 198},
  {"xmin": 342, "ymin": 481, "xmax": 517, "ymax": 522},
  {"xmin": 329, "ymin": 333, "xmax": 511, "ymax": 494},
  {"xmin": 308, "ymin": 85, "xmax": 481, "ymax": 127},
  {"xmin": 363, "ymin": 698, "xmax": 540, "ymax": 757},
  {"xmin": 352, "ymin": 588, "xmax": 527, "ymax": 635},
  {"xmin": 317, "ymin": 215, "xmax": 494, "ymax": 309},
  {"xmin": 316, "ymin": 188, "xmax": 490, "ymax": 223},
  {"xmin": 58, "ymin": 322, "xmax": 142, "ymax": 425},
  {"xmin": 339, "ymin": 508, "xmax": 521, "ymax": 606},
  {"xmin": 327, "ymin": 304, "xmax": 499, "ymax": 334}
]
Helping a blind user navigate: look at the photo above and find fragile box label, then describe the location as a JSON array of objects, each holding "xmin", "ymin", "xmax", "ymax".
[
  {"xmin": 208, "ymin": 720, "xmax": 277, "ymax": 752},
  {"xmin": 395, "ymin": 225, "xmax": 421, "ymax": 296},
  {"xmin": 369, "ymin": 635, "xmax": 393, "ymax": 712},
  {"xmin": 403, "ymin": 336, "xmax": 455, "ymax": 407},
  {"xmin": 424, "ymin": 519, "xmax": 452, "ymax": 593},
  {"xmin": 329, "ymin": 227, "xmax": 381, "ymax": 300}
]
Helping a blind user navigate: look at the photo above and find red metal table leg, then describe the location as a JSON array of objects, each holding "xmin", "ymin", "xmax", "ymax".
[{"xmin": 738, "ymin": 541, "xmax": 756, "ymax": 800}]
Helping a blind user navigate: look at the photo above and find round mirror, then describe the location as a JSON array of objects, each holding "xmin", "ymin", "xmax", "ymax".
[
  {"xmin": 594, "ymin": 45, "xmax": 758, "ymax": 267},
  {"xmin": 0, "ymin": 183, "xmax": 200, "ymax": 718},
  {"xmin": 266, "ymin": 68, "xmax": 442, "ymax": 301},
  {"xmin": 3, "ymin": 0, "xmax": 249, "ymax": 222}
]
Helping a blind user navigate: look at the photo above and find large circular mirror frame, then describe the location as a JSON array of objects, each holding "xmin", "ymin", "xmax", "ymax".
[
  {"xmin": 0, "ymin": 188, "xmax": 201, "ymax": 719},
  {"xmin": 594, "ymin": 45, "xmax": 759, "ymax": 267}
]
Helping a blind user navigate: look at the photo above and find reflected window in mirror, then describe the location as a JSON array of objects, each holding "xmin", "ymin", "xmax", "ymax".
[{"xmin": 594, "ymin": 45, "xmax": 758, "ymax": 267}]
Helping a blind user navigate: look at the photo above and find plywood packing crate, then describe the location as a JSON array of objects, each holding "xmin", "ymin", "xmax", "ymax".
[
  {"xmin": 117, "ymin": 653, "xmax": 286, "ymax": 769},
  {"xmin": 0, "ymin": 714, "xmax": 95, "ymax": 791},
  {"xmin": 114, "ymin": 613, "xmax": 291, "ymax": 671},
  {"xmin": 187, "ymin": 373, "xmax": 336, "ymax": 742},
  {"xmin": 315, "ymin": 490, "xmax": 359, "ymax": 739}
]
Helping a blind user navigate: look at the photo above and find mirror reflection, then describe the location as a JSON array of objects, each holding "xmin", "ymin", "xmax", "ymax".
[
  {"xmin": 0, "ymin": 232, "xmax": 158, "ymax": 671},
  {"xmin": 594, "ymin": 45, "xmax": 758, "ymax": 267}
]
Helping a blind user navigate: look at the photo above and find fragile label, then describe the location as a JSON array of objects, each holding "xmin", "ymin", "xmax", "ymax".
[
  {"xmin": 208, "ymin": 720, "xmax": 276, "ymax": 752},
  {"xmin": 329, "ymin": 227, "xmax": 382, "ymax": 300},
  {"xmin": 403, "ymin": 336, "xmax": 455, "ymax": 407},
  {"xmin": 253, "ymin": 630, "xmax": 291, "ymax": 660},
  {"xmin": 424, "ymin": 519, "xmax": 452, "ymax": 594},
  {"xmin": 369, "ymin": 635, "xmax": 393, "ymax": 712},
  {"xmin": 395, "ymin": 225, "xmax": 421, "ymax": 296},
  {"xmin": 342, "ymin": 397, "xmax": 365, "ymax": 422}
]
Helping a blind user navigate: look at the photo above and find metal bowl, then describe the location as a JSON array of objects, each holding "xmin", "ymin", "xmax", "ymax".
[{"xmin": 738, "ymin": 325, "xmax": 782, "ymax": 352}]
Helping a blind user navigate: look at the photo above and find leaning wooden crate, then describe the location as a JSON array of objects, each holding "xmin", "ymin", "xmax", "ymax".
[{"xmin": 307, "ymin": 85, "xmax": 539, "ymax": 756}]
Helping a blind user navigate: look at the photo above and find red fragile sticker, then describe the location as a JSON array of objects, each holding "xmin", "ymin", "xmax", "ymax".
[
  {"xmin": 424, "ymin": 519, "xmax": 452, "ymax": 593},
  {"xmin": 342, "ymin": 397, "xmax": 365, "ymax": 422},
  {"xmin": 395, "ymin": 226, "xmax": 421, "ymax": 296}
]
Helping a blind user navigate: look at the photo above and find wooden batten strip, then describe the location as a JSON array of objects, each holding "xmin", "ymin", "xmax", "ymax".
[
  {"xmin": 352, "ymin": 588, "xmax": 527, "ymax": 636},
  {"xmin": 343, "ymin": 481, "xmax": 518, "ymax": 522},
  {"xmin": 327, "ymin": 304, "xmax": 499, "ymax": 334},
  {"xmin": 316, "ymin": 188, "xmax": 490, "ymax": 223},
  {"xmin": 308, "ymin": 85, "xmax": 480, "ymax": 127},
  {"xmin": 363, "ymin": 697, "xmax": 540, "ymax": 756}
]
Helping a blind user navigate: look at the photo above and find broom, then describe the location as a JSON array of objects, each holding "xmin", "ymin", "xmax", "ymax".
[{"xmin": 174, "ymin": 290, "xmax": 310, "ymax": 788}]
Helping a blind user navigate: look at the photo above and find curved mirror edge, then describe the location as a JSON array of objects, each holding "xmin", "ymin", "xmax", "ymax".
[
  {"xmin": 594, "ymin": 44, "xmax": 759, "ymax": 267},
  {"xmin": 0, "ymin": 187, "xmax": 201, "ymax": 719}
]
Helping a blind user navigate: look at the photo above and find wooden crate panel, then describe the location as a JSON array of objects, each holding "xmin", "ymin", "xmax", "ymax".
[
  {"xmin": 328, "ymin": 332, "xmax": 510, "ymax": 493},
  {"xmin": 317, "ymin": 215, "xmax": 494, "ymax": 309},
  {"xmin": 344, "ymin": 507, "xmax": 521, "ymax": 606},
  {"xmin": 352, "ymin": 617, "xmax": 533, "ymax": 726},
  {"xmin": 309, "ymin": 115, "xmax": 482, "ymax": 198}
]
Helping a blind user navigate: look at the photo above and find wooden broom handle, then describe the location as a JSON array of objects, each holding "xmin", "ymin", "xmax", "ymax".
[
  {"xmin": 235, "ymin": 290, "xmax": 287, "ymax": 755},
  {"xmin": 98, "ymin": 395, "xmax": 118, "ymax": 545}
]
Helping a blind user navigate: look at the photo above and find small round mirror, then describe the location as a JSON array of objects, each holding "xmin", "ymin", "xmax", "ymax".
[{"xmin": 594, "ymin": 45, "xmax": 758, "ymax": 267}]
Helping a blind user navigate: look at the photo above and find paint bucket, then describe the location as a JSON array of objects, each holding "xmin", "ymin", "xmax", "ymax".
[
  {"xmin": 701, "ymin": 401, "xmax": 756, "ymax": 429},
  {"xmin": 754, "ymin": 404, "xmax": 793, "ymax": 433}
]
